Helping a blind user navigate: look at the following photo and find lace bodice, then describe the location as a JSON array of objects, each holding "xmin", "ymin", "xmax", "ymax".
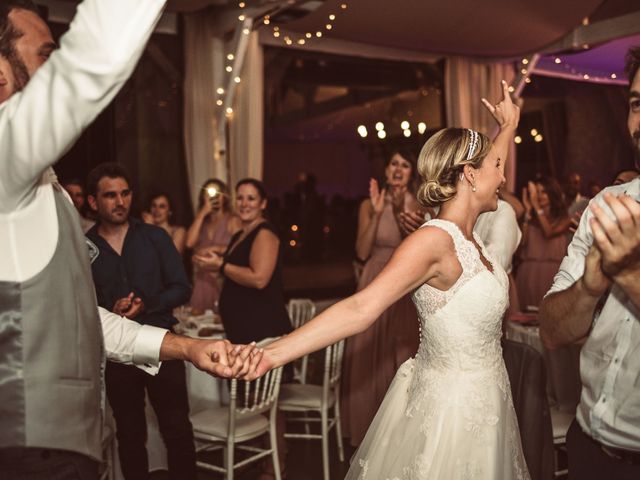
[{"xmin": 411, "ymin": 219, "xmax": 509, "ymax": 373}]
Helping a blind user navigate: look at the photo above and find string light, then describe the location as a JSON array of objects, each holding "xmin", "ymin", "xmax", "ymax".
[
  {"xmin": 227, "ymin": 53, "xmax": 234, "ymax": 61},
  {"xmin": 234, "ymin": 77, "xmax": 241, "ymax": 83},
  {"xmin": 418, "ymin": 122, "xmax": 427, "ymax": 134},
  {"xmin": 611, "ymin": 73, "xmax": 617, "ymax": 79},
  {"xmin": 375, "ymin": 122, "xmax": 385, "ymax": 131},
  {"xmin": 534, "ymin": 134, "xmax": 543, "ymax": 143},
  {"xmin": 554, "ymin": 57, "xmax": 562, "ymax": 64},
  {"xmin": 238, "ymin": 14, "xmax": 245, "ymax": 21},
  {"xmin": 403, "ymin": 129, "xmax": 411, "ymax": 138},
  {"xmin": 216, "ymin": 87, "xmax": 225, "ymax": 95},
  {"xmin": 530, "ymin": 128, "xmax": 538, "ymax": 136},
  {"xmin": 400, "ymin": 120, "xmax": 410, "ymax": 130},
  {"xmin": 514, "ymin": 135, "xmax": 522, "ymax": 144},
  {"xmin": 268, "ymin": 3, "xmax": 348, "ymax": 47},
  {"xmin": 216, "ymin": 99, "xmax": 223, "ymax": 106},
  {"xmin": 238, "ymin": 1, "xmax": 245, "ymax": 7},
  {"xmin": 357, "ymin": 125, "xmax": 368, "ymax": 138},
  {"xmin": 522, "ymin": 58, "xmax": 529, "ymax": 65},
  {"xmin": 225, "ymin": 66, "xmax": 232, "ymax": 72},
  {"xmin": 377, "ymin": 130, "xmax": 387, "ymax": 139}
]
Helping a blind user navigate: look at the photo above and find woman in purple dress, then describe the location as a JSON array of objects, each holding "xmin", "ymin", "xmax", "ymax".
[{"xmin": 185, "ymin": 178, "xmax": 241, "ymax": 314}]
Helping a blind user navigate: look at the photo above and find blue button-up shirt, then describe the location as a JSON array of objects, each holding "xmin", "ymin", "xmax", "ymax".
[
  {"xmin": 86, "ymin": 218, "xmax": 191, "ymax": 330},
  {"xmin": 547, "ymin": 177, "xmax": 640, "ymax": 451}
]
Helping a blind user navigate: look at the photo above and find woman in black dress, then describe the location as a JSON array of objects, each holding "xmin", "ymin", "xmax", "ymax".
[{"xmin": 196, "ymin": 178, "xmax": 292, "ymax": 344}]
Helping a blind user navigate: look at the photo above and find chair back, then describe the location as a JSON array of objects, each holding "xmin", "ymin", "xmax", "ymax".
[
  {"xmin": 287, "ymin": 298, "xmax": 316, "ymax": 329},
  {"xmin": 230, "ymin": 365, "xmax": 283, "ymax": 418},
  {"xmin": 322, "ymin": 339, "xmax": 345, "ymax": 403}
]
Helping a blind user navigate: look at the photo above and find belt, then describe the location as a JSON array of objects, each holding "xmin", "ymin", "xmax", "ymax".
[{"xmin": 588, "ymin": 436, "xmax": 640, "ymax": 465}]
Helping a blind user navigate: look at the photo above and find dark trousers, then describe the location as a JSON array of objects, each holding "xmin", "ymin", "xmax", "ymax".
[
  {"xmin": 0, "ymin": 447, "xmax": 98, "ymax": 480},
  {"xmin": 105, "ymin": 360, "xmax": 196, "ymax": 480},
  {"xmin": 567, "ymin": 419, "xmax": 640, "ymax": 479}
]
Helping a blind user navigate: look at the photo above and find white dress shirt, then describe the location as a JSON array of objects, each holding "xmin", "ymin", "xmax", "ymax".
[
  {"xmin": 428, "ymin": 200, "xmax": 521, "ymax": 272},
  {"xmin": 0, "ymin": 0, "xmax": 168, "ymax": 370},
  {"xmin": 547, "ymin": 177, "xmax": 640, "ymax": 451},
  {"xmin": 474, "ymin": 199, "xmax": 522, "ymax": 273}
]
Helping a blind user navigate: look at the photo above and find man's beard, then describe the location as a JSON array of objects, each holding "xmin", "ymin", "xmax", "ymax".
[
  {"xmin": 633, "ymin": 130, "xmax": 640, "ymax": 169},
  {"xmin": 7, "ymin": 47, "xmax": 29, "ymax": 92}
]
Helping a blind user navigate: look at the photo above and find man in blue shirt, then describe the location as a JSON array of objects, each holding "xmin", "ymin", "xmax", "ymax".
[{"xmin": 86, "ymin": 162, "xmax": 196, "ymax": 480}]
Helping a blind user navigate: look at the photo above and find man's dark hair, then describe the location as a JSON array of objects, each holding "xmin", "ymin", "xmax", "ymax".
[
  {"xmin": 625, "ymin": 46, "xmax": 640, "ymax": 84},
  {"xmin": 0, "ymin": 1, "xmax": 41, "ymax": 90},
  {"xmin": 61, "ymin": 178, "xmax": 84, "ymax": 189},
  {"xmin": 86, "ymin": 163, "xmax": 132, "ymax": 196}
]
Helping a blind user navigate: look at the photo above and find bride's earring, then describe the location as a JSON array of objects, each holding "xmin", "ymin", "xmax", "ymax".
[{"xmin": 472, "ymin": 183, "xmax": 477, "ymax": 192}]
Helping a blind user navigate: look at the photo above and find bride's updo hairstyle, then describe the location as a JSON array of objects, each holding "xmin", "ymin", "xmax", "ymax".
[{"xmin": 416, "ymin": 127, "xmax": 492, "ymax": 208}]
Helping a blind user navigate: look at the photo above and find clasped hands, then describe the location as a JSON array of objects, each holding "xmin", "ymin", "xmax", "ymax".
[
  {"xmin": 582, "ymin": 192, "xmax": 640, "ymax": 297},
  {"xmin": 183, "ymin": 337, "xmax": 270, "ymax": 380}
]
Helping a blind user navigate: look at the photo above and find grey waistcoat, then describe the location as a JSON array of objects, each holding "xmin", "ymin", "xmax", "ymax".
[{"xmin": 0, "ymin": 186, "xmax": 104, "ymax": 461}]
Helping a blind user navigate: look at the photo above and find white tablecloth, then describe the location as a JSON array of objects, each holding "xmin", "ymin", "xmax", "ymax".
[{"xmin": 505, "ymin": 321, "xmax": 582, "ymax": 412}]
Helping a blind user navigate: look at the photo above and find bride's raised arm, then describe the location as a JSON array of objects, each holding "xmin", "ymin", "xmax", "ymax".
[
  {"xmin": 481, "ymin": 80, "xmax": 520, "ymax": 178},
  {"xmin": 243, "ymin": 225, "xmax": 451, "ymax": 380}
]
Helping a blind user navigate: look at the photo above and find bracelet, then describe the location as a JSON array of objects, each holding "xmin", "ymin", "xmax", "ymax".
[{"xmin": 220, "ymin": 257, "xmax": 228, "ymax": 277}]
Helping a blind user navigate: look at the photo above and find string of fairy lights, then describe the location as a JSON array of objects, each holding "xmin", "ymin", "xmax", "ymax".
[
  {"xmin": 267, "ymin": 3, "xmax": 348, "ymax": 46},
  {"xmin": 216, "ymin": 2, "xmax": 350, "ymax": 117}
]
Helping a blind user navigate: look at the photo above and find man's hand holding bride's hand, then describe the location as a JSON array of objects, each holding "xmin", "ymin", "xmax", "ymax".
[{"xmin": 481, "ymin": 80, "xmax": 520, "ymax": 130}]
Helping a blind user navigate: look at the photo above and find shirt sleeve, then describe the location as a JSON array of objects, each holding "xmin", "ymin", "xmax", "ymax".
[
  {"xmin": 482, "ymin": 202, "xmax": 522, "ymax": 272},
  {"xmin": 546, "ymin": 197, "xmax": 599, "ymax": 296},
  {"xmin": 99, "ymin": 306, "xmax": 167, "ymax": 375},
  {"xmin": 0, "ymin": 0, "xmax": 166, "ymax": 212}
]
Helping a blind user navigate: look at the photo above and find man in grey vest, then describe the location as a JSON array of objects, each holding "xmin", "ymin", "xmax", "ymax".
[{"xmin": 0, "ymin": 1, "xmax": 259, "ymax": 478}]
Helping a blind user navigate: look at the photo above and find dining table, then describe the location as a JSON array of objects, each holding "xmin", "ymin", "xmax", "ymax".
[{"xmin": 505, "ymin": 314, "xmax": 582, "ymax": 412}]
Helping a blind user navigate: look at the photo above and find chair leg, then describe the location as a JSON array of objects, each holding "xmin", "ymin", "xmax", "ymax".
[
  {"xmin": 225, "ymin": 444, "xmax": 234, "ymax": 480},
  {"xmin": 334, "ymin": 399, "xmax": 345, "ymax": 462},
  {"xmin": 321, "ymin": 409, "xmax": 330, "ymax": 480},
  {"xmin": 270, "ymin": 419, "xmax": 282, "ymax": 480}
]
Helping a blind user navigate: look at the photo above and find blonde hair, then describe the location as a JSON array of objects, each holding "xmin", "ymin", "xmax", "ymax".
[{"xmin": 416, "ymin": 128, "xmax": 492, "ymax": 208}]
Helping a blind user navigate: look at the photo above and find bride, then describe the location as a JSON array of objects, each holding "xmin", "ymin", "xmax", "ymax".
[{"xmin": 243, "ymin": 80, "xmax": 529, "ymax": 479}]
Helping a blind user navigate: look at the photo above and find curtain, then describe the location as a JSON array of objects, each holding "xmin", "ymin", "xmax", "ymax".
[
  {"xmin": 183, "ymin": 12, "xmax": 225, "ymax": 207},
  {"xmin": 445, "ymin": 58, "xmax": 517, "ymax": 190},
  {"xmin": 229, "ymin": 32, "xmax": 264, "ymax": 187}
]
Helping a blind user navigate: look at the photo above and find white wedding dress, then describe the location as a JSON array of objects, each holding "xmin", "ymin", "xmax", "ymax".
[{"xmin": 345, "ymin": 219, "xmax": 531, "ymax": 480}]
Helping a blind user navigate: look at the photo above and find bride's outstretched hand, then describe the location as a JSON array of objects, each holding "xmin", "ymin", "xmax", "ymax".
[
  {"xmin": 239, "ymin": 348, "xmax": 274, "ymax": 381},
  {"xmin": 481, "ymin": 80, "xmax": 519, "ymax": 130}
]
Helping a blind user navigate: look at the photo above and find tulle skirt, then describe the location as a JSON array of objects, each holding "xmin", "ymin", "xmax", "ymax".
[{"xmin": 345, "ymin": 358, "xmax": 530, "ymax": 480}]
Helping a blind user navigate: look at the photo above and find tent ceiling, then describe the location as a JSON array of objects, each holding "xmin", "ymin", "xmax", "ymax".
[{"xmin": 281, "ymin": 0, "xmax": 605, "ymax": 58}]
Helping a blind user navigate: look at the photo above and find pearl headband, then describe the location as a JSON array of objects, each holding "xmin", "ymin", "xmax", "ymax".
[{"xmin": 466, "ymin": 129, "xmax": 479, "ymax": 160}]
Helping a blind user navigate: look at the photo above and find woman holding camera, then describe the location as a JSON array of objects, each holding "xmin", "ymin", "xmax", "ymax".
[{"xmin": 186, "ymin": 178, "xmax": 241, "ymax": 314}]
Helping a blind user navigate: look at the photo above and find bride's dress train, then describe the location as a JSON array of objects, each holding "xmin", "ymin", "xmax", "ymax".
[{"xmin": 345, "ymin": 219, "xmax": 530, "ymax": 479}]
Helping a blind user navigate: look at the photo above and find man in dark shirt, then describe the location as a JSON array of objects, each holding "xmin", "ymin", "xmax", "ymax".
[{"xmin": 86, "ymin": 162, "xmax": 196, "ymax": 480}]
